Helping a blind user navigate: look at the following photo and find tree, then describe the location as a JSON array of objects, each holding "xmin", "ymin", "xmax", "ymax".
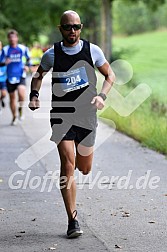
[
  {"xmin": 0, "ymin": 0, "xmax": 166, "ymax": 52},
  {"xmin": 101, "ymin": 0, "xmax": 113, "ymax": 61},
  {"xmin": 0, "ymin": 0, "xmax": 101, "ymax": 45},
  {"xmin": 0, "ymin": 0, "xmax": 55, "ymax": 44},
  {"xmin": 100, "ymin": 0, "xmax": 166, "ymax": 62}
]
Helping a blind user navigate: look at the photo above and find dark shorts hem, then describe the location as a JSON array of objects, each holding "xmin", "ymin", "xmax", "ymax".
[
  {"xmin": 50, "ymin": 124, "xmax": 96, "ymax": 147},
  {"xmin": 7, "ymin": 78, "xmax": 26, "ymax": 93},
  {"xmin": 0, "ymin": 82, "xmax": 7, "ymax": 90}
]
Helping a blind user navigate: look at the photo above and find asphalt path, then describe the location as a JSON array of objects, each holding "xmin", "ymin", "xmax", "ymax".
[{"xmin": 0, "ymin": 74, "xmax": 167, "ymax": 252}]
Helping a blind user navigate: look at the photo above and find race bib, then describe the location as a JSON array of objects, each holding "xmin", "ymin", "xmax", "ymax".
[
  {"xmin": 8, "ymin": 76, "xmax": 21, "ymax": 84},
  {"xmin": 54, "ymin": 67, "xmax": 89, "ymax": 93},
  {"xmin": 0, "ymin": 66, "xmax": 6, "ymax": 76},
  {"xmin": 0, "ymin": 70, "xmax": 5, "ymax": 77}
]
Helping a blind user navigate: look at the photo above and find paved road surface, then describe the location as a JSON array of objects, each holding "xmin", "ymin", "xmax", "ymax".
[{"xmin": 0, "ymin": 74, "xmax": 167, "ymax": 252}]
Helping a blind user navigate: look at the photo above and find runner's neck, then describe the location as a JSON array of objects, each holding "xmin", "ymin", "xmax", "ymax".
[
  {"xmin": 62, "ymin": 39, "xmax": 80, "ymax": 47},
  {"xmin": 10, "ymin": 43, "xmax": 18, "ymax": 48}
]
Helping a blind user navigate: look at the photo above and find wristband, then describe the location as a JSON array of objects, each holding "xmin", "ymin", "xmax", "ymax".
[
  {"xmin": 98, "ymin": 93, "xmax": 106, "ymax": 101},
  {"xmin": 29, "ymin": 90, "xmax": 39, "ymax": 101}
]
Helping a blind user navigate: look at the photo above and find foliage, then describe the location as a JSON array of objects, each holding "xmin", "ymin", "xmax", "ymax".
[
  {"xmin": 113, "ymin": 0, "xmax": 167, "ymax": 35},
  {"xmin": 0, "ymin": 0, "xmax": 101, "ymax": 45},
  {"xmin": 103, "ymin": 30, "xmax": 167, "ymax": 154}
]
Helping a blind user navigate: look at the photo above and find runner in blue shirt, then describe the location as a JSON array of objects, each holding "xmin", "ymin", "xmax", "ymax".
[
  {"xmin": 0, "ymin": 41, "xmax": 7, "ymax": 113},
  {"xmin": 0, "ymin": 30, "xmax": 30, "ymax": 125}
]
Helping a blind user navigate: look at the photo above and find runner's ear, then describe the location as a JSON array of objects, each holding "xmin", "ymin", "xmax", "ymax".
[{"xmin": 57, "ymin": 25, "xmax": 61, "ymax": 32}]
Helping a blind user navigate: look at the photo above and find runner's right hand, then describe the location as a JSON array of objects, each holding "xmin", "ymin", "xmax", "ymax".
[
  {"xmin": 28, "ymin": 96, "xmax": 40, "ymax": 110},
  {"xmin": 5, "ymin": 58, "xmax": 11, "ymax": 65}
]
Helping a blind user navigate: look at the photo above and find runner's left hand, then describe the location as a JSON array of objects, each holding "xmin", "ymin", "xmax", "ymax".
[{"xmin": 91, "ymin": 96, "xmax": 105, "ymax": 110}]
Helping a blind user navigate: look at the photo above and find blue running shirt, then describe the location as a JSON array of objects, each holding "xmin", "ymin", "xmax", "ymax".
[
  {"xmin": 0, "ymin": 44, "xmax": 30, "ymax": 84},
  {"xmin": 0, "ymin": 65, "xmax": 7, "ymax": 83},
  {"xmin": 0, "ymin": 50, "xmax": 7, "ymax": 83}
]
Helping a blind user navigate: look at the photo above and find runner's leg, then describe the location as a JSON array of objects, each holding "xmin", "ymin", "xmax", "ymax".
[
  {"xmin": 75, "ymin": 143, "xmax": 94, "ymax": 175},
  {"xmin": 9, "ymin": 91, "xmax": 17, "ymax": 119},
  {"xmin": 18, "ymin": 84, "xmax": 26, "ymax": 119},
  {"xmin": 1, "ymin": 88, "xmax": 7, "ymax": 100},
  {"xmin": 1, "ymin": 89, "xmax": 7, "ymax": 107},
  {"xmin": 57, "ymin": 140, "xmax": 77, "ymax": 221},
  {"xmin": 0, "ymin": 83, "xmax": 7, "ymax": 107}
]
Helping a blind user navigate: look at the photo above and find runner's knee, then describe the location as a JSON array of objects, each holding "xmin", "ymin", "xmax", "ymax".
[
  {"xmin": 78, "ymin": 164, "xmax": 92, "ymax": 175},
  {"xmin": 1, "ymin": 90, "xmax": 6, "ymax": 98}
]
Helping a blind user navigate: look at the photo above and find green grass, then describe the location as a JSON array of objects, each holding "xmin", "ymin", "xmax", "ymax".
[
  {"xmin": 97, "ymin": 31, "xmax": 167, "ymax": 155},
  {"xmin": 113, "ymin": 30, "xmax": 167, "ymax": 102}
]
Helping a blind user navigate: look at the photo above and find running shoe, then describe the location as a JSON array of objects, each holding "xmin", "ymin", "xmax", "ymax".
[
  {"xmin": 1, "ymin": 99, "xmax": 5, "ymax": 108},
  {"xmin": 67, "ymin": 210, "xmax": 83, "ymax": 238},
  {"xmin": 18, "ymin": 107, "xmax": 25, "ymax": 121},
  {"xmin": 11, "ymin": 117, "xmax": 18, "ymax": 126}
]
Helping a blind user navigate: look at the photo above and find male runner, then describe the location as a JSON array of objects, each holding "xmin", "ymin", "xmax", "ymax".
[
  {"xmin": 0, "ymin": 30, "xmax": 30, "ymax": 125},
  {"xmin": 0, "ymin": 41, "xmax": 7, "ymax": 112},
  {"xmin": 29, "ymin": 10, "xmax": 115, "ymax": 238}
]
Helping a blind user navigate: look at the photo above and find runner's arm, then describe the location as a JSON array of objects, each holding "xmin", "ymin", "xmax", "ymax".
[
  {"xmin": 29, "ymin": 48, "xmax": 53, "ymax": 110},
  {"xmin": 97, "ymin": 61, "xmax": 115, "ymax": 96},
  {"xmin": 25, "ymin": 46, "xmax": 31, "ymax": 66},
  {"xmin": 0, "ymin": 49, "xmax": 11, "ymax": 65},
  {"xmin": 28, "ymin": 65, "xmax": 47, "ymax": 110},
  {"xmin": 0, "ymin": 49, "xmax": 8, "ymax": 65},
  {"xmin": 91, "ymin": 61, "xmax": 115, "ymax": 110},
  {"xmin": 0, "ymin": 62, "xmax": 6, "ymax": 66}
]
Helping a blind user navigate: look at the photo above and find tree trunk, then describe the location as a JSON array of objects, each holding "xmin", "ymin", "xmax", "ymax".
[
  {"xmin": 89, "ymin": 19, "xmax": 99, "ymax": 46},
  {"xmin": 101, "ymin": 0, "xmax": 112, "ymax": 62}
]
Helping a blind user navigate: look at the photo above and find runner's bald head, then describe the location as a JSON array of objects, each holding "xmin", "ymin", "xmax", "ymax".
[{"xmin": 60, "ymin": 10, "xmax": 81, "ymax": 25}]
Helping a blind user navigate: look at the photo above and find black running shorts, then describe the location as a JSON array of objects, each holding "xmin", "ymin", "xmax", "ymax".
[{"xmin": 7, "ymin": 78, "xmax": 26, "ymax": 93}]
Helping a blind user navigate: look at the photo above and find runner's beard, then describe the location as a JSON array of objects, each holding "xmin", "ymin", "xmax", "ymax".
[{"xmin": 63, "ymin": 34, "xmax": 78, "ymax": 44}]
